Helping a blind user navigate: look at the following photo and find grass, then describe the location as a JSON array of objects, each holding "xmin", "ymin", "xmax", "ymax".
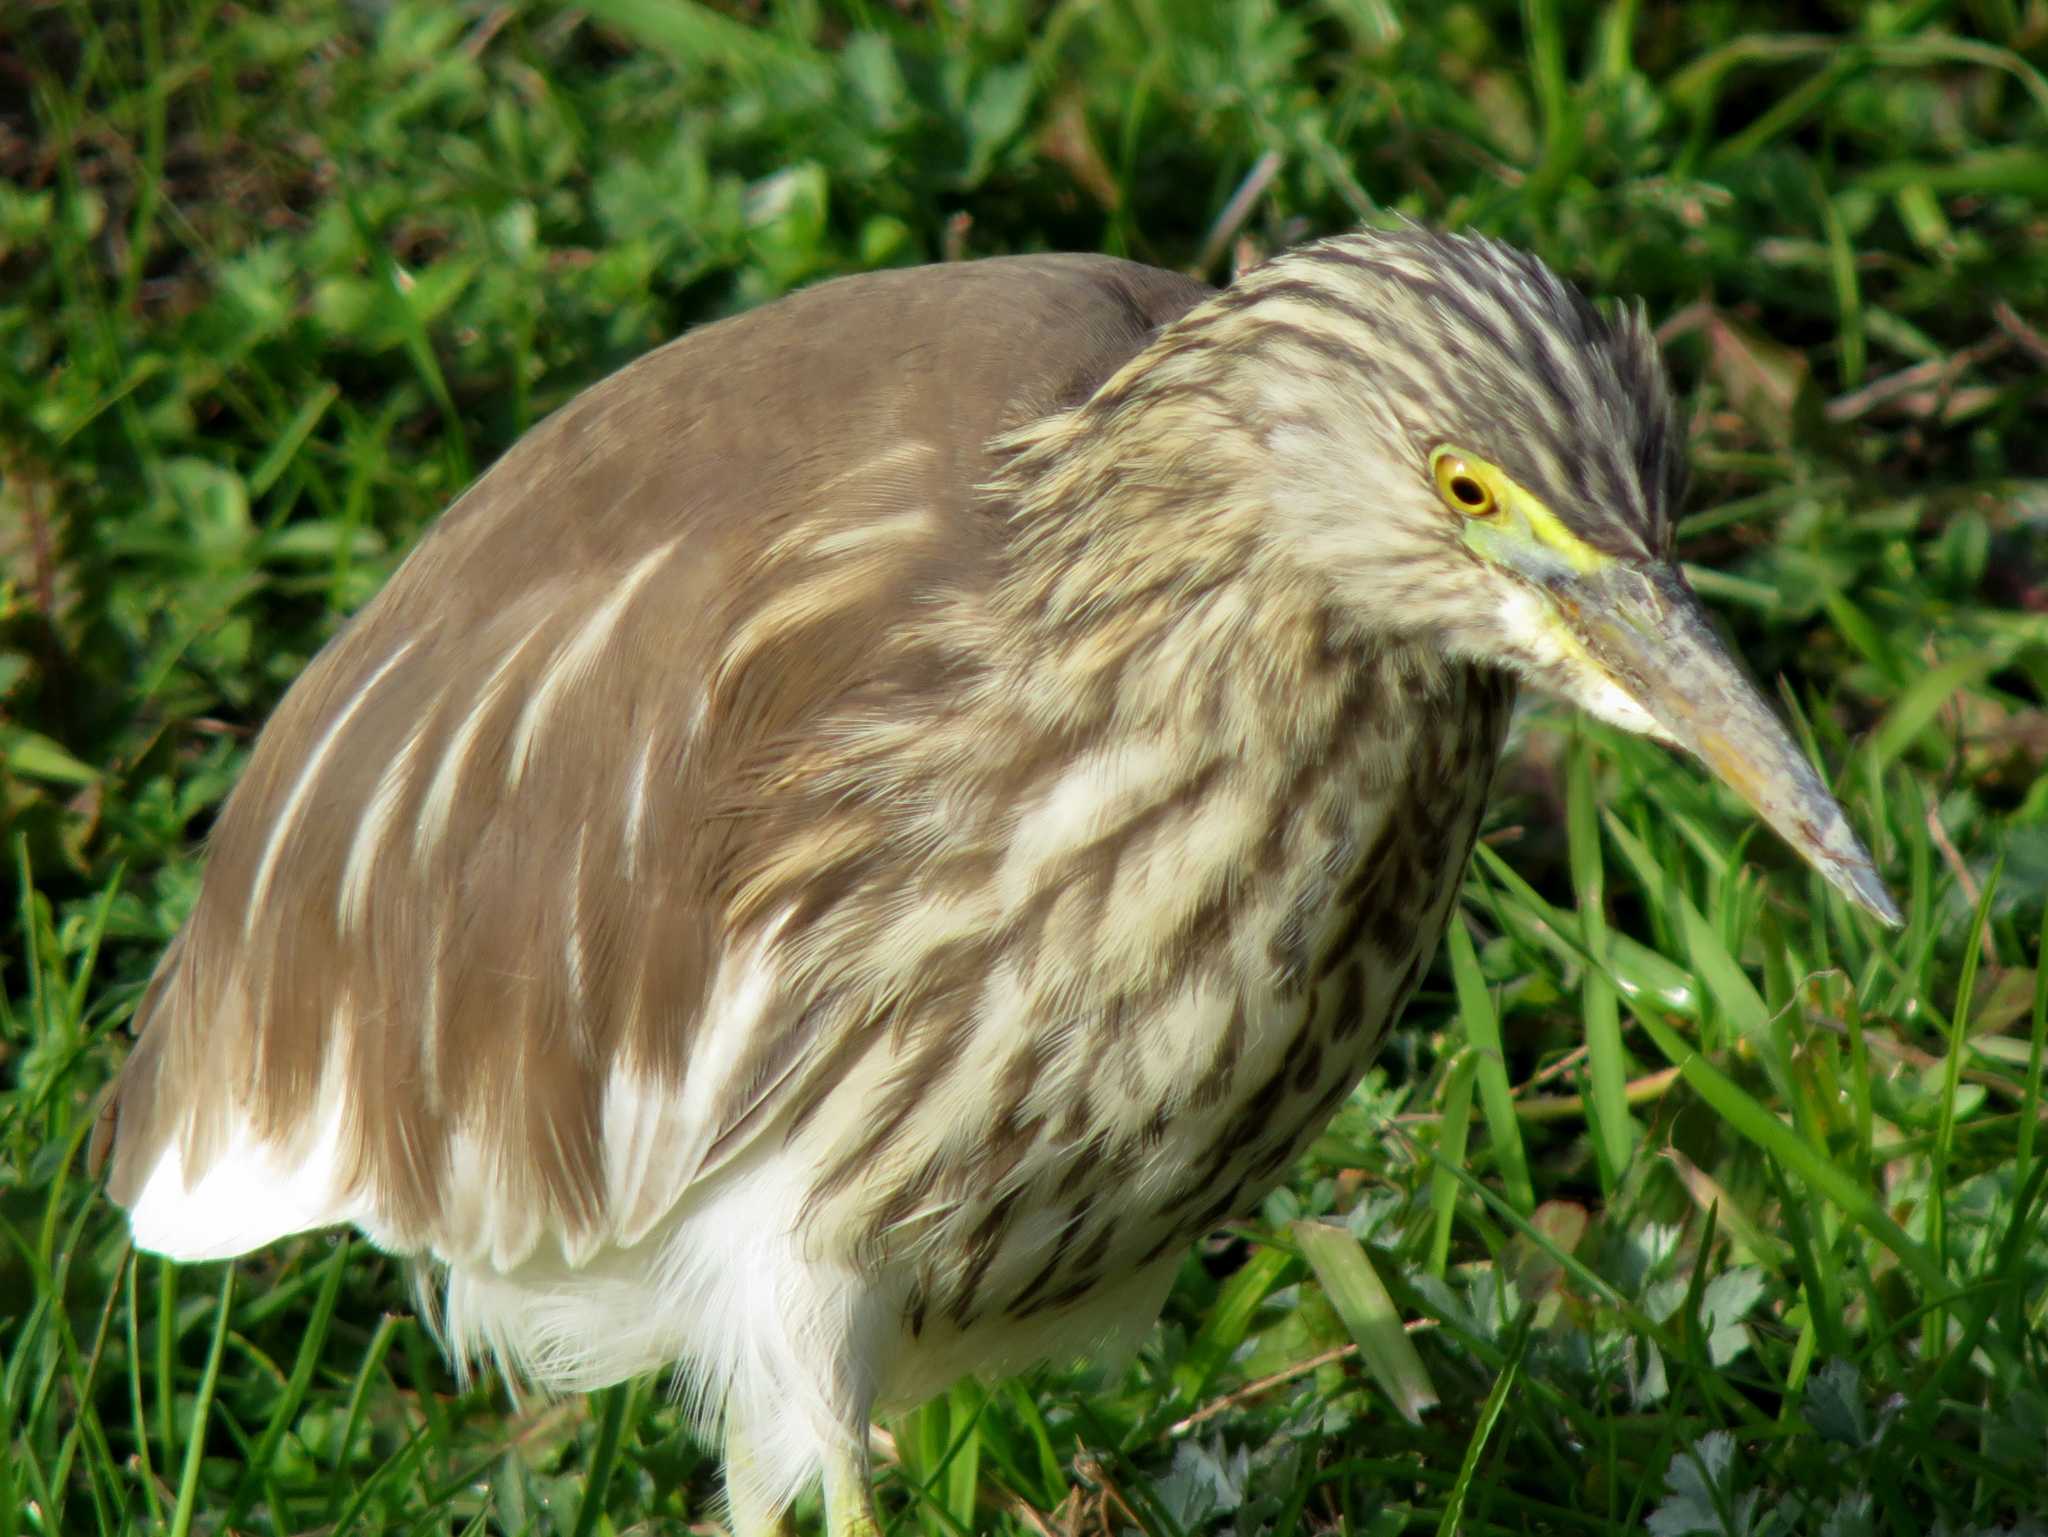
[{"xmin": 3, "ymin": 0, "xmax": 2046, "ymax": 1531}]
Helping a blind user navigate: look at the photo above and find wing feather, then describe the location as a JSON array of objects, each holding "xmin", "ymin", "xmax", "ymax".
[{"xmin": 106, "ymin": 254, "xmax": 1211, "ymax": 1274}]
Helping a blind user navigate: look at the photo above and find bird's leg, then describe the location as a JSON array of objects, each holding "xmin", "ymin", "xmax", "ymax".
[
  {"xmin": 723, "ymin": 1416, "xmax": 795, "ymax": 1537},
  {"xmin": 822, "ymin": 1435, "xmax": 881, "ymax": 1537}
]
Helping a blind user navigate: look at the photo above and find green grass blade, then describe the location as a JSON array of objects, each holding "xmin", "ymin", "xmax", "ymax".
[
  {"xmin": 124, "ymin": 1255, "xmax": 164, "ymax": 1531},
  {"xmin": 1473, "ymin": 842, "xmax": 1701, "ymax": 1018},
  {"xmin": 1568, "ymin": 735, "xmax": 1634, "ymax": 1188},
  {"xmin": 1603, "ymin": 811, "xmax": 1790, "ymax": 1094},
  {"xmin": 1428, "ymin": 1050, "xmax": 1479, "ymax": 1278},
  {"xmin": 1000, "ymin": 1379, "xmax": 1065, "ymax": 1508},
  {"xmin": 248, "ymin": 382, "xmax": 341, "ymax": 497},
  {"xmin": 1447, "ymin": 912, "xmax": 1534, "ymax": 1213},
  {"xmin": 1295, "ymin": 1220, "xmax": 1439, "ymax": 1425},
  {"xmin": 1168, "ymin": 1243, "xmax": 1295, "ymax": 1408},
  {"xmin": 327, "ymin": 1312, "xmax": 402, "ymax": 1519},
  {"xmin": 1926, "ymin": 855, "xmax": 2000, "ymax": 1360},
  {"xmin": 168, "ymin": 1264, "xmax": 236, "ymax": 1537},
  {"xmin": 943, "ymin": 1382, "xmax": 984, "ymax": 1533},
  {"xmin": 150, "ymin": 1252, "xmax": 179, "ymax": 1484},
  {"xmin": 1866, "ymin": 650, "xmax": 2003, "ymax": 771},
  {"xmin": 331, "ymin": 1419, "xmax": 435, "ymax": 1537},
  {"xmin": 571, "ymin": 1383, "xmax": 630, "ymax": 1537},
  {"xmin": 1434, "ymin": 1308, "xmax": 1531, "ymax": 1537}
]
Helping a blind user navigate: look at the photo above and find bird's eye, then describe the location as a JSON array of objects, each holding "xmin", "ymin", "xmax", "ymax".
[
  {"xmin": 1433, "ymin": 450, "xmax": 1499, "ymax": 518},
  {"xmin": 1432, "ymin": 452, "xmax": 1497, "ymax": 518}
]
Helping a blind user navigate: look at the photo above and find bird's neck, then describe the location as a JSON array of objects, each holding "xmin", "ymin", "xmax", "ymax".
[
  {"xmin": 934, "ymin": 408, "xmax": 1506, "ymax": 1022},
  {"xmin": 978, "ymin": 387, "xmax": 1434, "ymax": 754}
]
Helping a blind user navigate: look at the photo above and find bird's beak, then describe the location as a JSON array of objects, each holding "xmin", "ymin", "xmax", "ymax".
[{"xmin": 1530, "ymin": 558, "xmax": 1902, "ymax": 927}]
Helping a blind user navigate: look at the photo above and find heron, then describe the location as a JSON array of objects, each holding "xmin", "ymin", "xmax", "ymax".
[{"xmin": 100, "ymin": 226, "xmax": 1899, "ymax": 1536}]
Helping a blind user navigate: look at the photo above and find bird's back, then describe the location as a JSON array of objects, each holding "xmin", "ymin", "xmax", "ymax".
[{"xmin": 104, "ymin": 254, "xmax": 1212, "ymax": 1268}]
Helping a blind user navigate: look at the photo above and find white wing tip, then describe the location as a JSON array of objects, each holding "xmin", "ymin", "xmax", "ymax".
[{"xmin": 125, "ymin": 1102, "xmax": 360, "ymax": 1262}]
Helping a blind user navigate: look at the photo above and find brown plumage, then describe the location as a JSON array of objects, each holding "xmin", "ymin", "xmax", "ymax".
[
  {"xmin": 109, "ymin": 254, "xmax": 1213, "ymax": 1254},
  {"xmin": 103, "ymin": 229, "xmax": 1896, "ymax": 1535}
]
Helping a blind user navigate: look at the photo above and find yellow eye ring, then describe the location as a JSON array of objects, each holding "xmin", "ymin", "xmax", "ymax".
[{"xmin": 1431, "ymin": 451, "xmax": 1497, "ymax": 517}]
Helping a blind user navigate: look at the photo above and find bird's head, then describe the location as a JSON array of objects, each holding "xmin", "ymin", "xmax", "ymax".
[{"xmin": 1133, "ymin": 225, "xmax": 1898, "ymax": 924}]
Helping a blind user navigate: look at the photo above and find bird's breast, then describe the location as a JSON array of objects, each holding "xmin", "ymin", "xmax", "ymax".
[{"xmin": 788, "ymin": 654, "xmax": 1512, "ymax": 1397}]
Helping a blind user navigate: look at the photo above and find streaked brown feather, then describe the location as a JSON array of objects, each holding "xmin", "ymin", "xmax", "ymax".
[{"xmin": 105, "ymin": 255, "xmax": 1212, "ymax": 1261}]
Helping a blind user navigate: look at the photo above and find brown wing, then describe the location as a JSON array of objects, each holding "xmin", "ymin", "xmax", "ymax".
[{"xmin": 106, "ymin": 254, "xmax": 1211, "ymax": 1269}]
